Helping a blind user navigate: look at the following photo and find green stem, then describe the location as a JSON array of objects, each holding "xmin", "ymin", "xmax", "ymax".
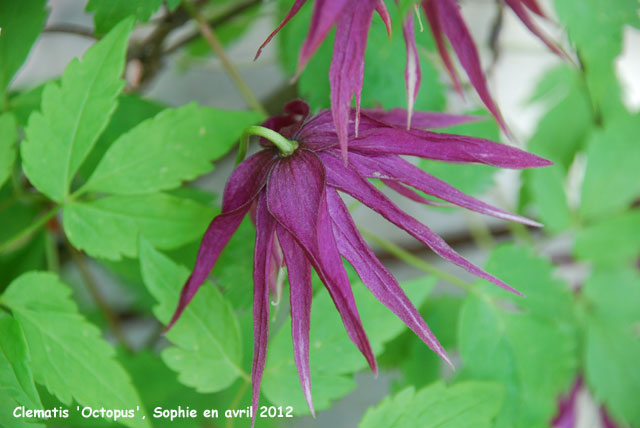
[
  {"xmin": 236, "ymin": 125, "xmax": 298, "ymax": 164},
  {"xmin": 0, "ymin": 206, "xmax": 60, "ymax": 253},
  {"xmin": 183, "ymin": 1, "xmax": 267, "ymax": 116},
  {"xmin": 359, "ymin": 228, "xmax": 476, "ymax": 294}
]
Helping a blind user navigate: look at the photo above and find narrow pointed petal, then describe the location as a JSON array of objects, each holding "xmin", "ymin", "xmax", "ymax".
[
  {"xmin": 277, "ymin": 226, "xmax": 315, "ymax": 416},
  {"xmin": 402, "ymin": 15, "xmax": 421, "ymax": 128},
  {"xmin": 250, "ymin": 194, "xmax": 276, "ymax": 428},
  {"xmin": 350, "ymin": 152, "xmax": 542, "ymax": 226},
  {"xmin": 381, "ymin": 179, "xmax": 448, "ymax": 207},
  {"xmin": 297, "ymin": 0, "xmax": 349, "ymax": 74},
  {"xmin": 375, "ymin": 0, "xmax": 392, "ymax": 37},
  {"xmin": 434, "ymin": 0, "xmax": 510, "ymax": 134},
  {"xmin": 326, "ymin": 189, "xmax": 452, "ymax": 366},
  {"xmin": 422, "ymin": 0, "xmax": 463, "ymax": 95},
  {"xmin": 266, "ymin": 150, "xmax": 377, "ymax": 373},
  {"xmin": 362, "ymin": 108, "xmax": 485, "ymax": 130},
  {"xmin": 349, "ymin": 127, "xmax": 552, "ymax": 169},
  {"xmin": 319, "ymin": 151, "xmax": 522, "ymax": 296},
  {"xmin": 166, "ymin": 152, "xmax": 276, "ymax": 331},
  {"xmin": 504, "ymin": 0, "xmax": 568, "ymax": 58},
  {"xmin": 255, "ymin": 0, "xmax": 308, "ymax": 60},
  {"xmin": 329, "ymin": 0, "xmax": 378, "ymax": 161}
]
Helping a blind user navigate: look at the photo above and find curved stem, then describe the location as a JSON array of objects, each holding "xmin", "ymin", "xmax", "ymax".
[
  {"xmin": 0, "ymin": 206, "xmax": 60, "ymax": 253},
  {"xmin": 183, "ymin": 1, "xmax": 267, "ymax": 115},
  {"xmin": 237, "ymin": 125, "xmax": 298, "ymax": 164}
]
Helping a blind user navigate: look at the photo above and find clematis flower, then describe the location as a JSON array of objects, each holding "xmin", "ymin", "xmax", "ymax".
[
  {"xmin": 255, "ymin": 0, "xmax": 565, "ymax": 157},
  {"xmin": 165, "ymin": 100, "xmax": 551, "ymax": 424}
]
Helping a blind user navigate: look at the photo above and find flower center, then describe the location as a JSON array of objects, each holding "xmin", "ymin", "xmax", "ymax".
[{"xmin": 237, "ymin": 125, "xmax": 299, "ymax": 164}]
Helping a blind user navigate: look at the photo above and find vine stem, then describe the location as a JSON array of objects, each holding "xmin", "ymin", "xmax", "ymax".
[
  {"xmin": 183, "ymin": 1, "xmax": 267, "ymax": 116},
  {"xmin": 0, "ymin": 206, "xmax": 61, "ymax": 253},
  {"xmin": 358, "ymin": 228, "xmax": 476, "ymax": 294}
]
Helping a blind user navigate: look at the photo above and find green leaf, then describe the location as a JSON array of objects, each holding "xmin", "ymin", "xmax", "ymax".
[
  {"xmin": 63, "ymin": 193, "xmax": 214, "ymax": 260},
  {"xmin": 21, "ymin": 18, "xmax": 133, "ymax": 202},
  {"xmin": 583, "ymin": 268, "xmax": 640, "ymax": 325},
  {"xmin": 527, "ymin": 166, "xmax": 572, "ymax": 233},
  {"xmin": 419, "ymin": 112, "xmax": 499, "ymax": 196},
  {"xmin": 87, "ymin": 0, "xmax": 163, "ymax": 36},
  {"xmin": 0, "ymin": 0, "xmax": 47, "ymax": 107},
  {"xmin": 574, "ymin": 209, "xmax": 640, "ymax": 267},
  {"xmin": 138, "ymin": 238, "xmax": 244, "ymax": 393},
  {"xmin": 580, "ymin": 113, "xmax": 640, "ymax": 221},
  {"xmin": 521, "ymin": 66, "xmax": 592, "ymax": 232},
  {"xmin": 585, "ymin": 317, "xmax": 640, "ymax": 427},
  {"xmin": 477, "ymin": 245, "xmax": 575, "ymax": 322},
  {"xmin": 261, "ymin": 276, "xmax": 436, "ymax": 414},
  {"xmin": 458, "ymin": 245, "xmax": 578, "ymax": 427},
  {"xmin": 0, "ymin": 313, "xmax": 41, "ymax": 409},
  {"xmin": 0, "ymin": 390, "xmax": 43, "ymax": 428},
  {"xmin": 553, "ymin": 0, "xmax": 638, "ymax": 119},
  {"xmin": 79, "ymin": 94, "xmax": 165, "ymax": 180},
  {"xmin": 0, "ymin": 113, "xmax": 17, "ymax": 188},
  {"xmin": 459, "ymin": 297, "xmax": 577, "ymax": 428},
  {"xmin": 360, "ymin": 381, "xmax": 504, "ymax": 428},
  {"xmin": 582, "ymin": 266, "xmax": 640, "ymax": 426},
  {"xmin": 83, "ymin": 103, "xmax": 261, "ymax": 195},
  {"xmin": 0, "ymin": 272, "xmax": 149, "ymax": 428}
]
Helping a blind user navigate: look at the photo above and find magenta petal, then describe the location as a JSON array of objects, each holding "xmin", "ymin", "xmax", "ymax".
[
  {"xmin": 422, "ymin": 0, "xmax": 463, "ymax": 95},
  {"xmin": 165, "ymin": 152, "xmax": 276, "ymax": 331},
  {"xmin": 297, "ymin": 0, "xmax": 349, "ymax": 74},
  {"xmin": 350, "ymin": 152, "xmax": 542, "ymax": 226},
  {"xmin": 255, "ymin": 0, "xmax": 308, "ymax": 60},
  {"xmin": 326, "ymin": 189, "xmax": 452, "ymax": 366},
  {"xmin": 402, "ymin": 15, "xmax": 421, "ymax": 128},
  {"xmin": 250, "ymin": 194, "xmax": 276, "ymax": 428},
  {"xmin": 319, "ymin": 151, "xmax": 522, "ymax": 296},
  {"xmin": 362, "ymin": 108, "xmax": 485, "ymax": 130},
  {"xmin": 434, "ymin": 0, "xmax": 509, "ymax": 134},
  {"xmin": 349, "ymin": 127, "xmax": 552, "ymax": 169},
  {"xmin": 329, "ymin": 0, "xmax": 378, "ymax": 161},
  {"xmin": 266, "ymin": 150, "xmax": 377, "ymax": 374},
  {"xmin": 504, "ymin": 0, "xmax": 568, "ymax": 58},
  {"xmin": 381, "ymin": 179, "xmax": 448, "ymax": 207},
  {"xmin": 277, "ymin": 226, "xmax": 315, "ymax": 416},
  {"xmin": 375, "ymin": 0, "xmax": 392, "ymax": 37},
  {"xmin": 552, "ymin": 376, "xmax": 582, "ymax": 428}
]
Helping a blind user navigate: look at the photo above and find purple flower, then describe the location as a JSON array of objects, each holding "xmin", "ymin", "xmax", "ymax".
[
  {"xmin": 255, "ymin": 0, "xmax": 564, "ymax": 156},
  {"xmin": 166, "ymin": 100, "xmax": 551, "ymax": 424}
]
